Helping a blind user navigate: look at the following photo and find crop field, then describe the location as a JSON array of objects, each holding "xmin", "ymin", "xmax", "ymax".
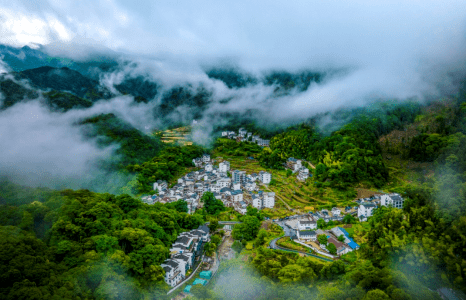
[
  {"xmin": 212, "ymin": 151, "xmax": 363, "ymax": 216},
  {"xmin": 154, "ymin": 126, "xmax": 193, "ymax": 145}
]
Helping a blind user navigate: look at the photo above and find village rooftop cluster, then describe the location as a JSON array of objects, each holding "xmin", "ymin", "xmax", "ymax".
[
  {"xmin": 221, "ymin": 128, "xmax": 270, "ymax": 147},
  {"xmin": 141, "ymin": 154, "xmax": 275, "ymax": 215},
  {"xmin": 274, "ymin": 192, "xmax": 404, "ymax": 257},
  {"xmin": 161, "ymin": 224, "xmax": 211, "ymax": 287}
]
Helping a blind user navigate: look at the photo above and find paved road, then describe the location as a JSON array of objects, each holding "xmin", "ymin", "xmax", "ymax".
[{"xmin": 274, "ymin": 220, "xmax": 295, "ymax": 237}]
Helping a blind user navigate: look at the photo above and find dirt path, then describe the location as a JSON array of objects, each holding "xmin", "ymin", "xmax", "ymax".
[{"xmin": 305, "ymin": 161, "xmax": 316, "ymax": 169}]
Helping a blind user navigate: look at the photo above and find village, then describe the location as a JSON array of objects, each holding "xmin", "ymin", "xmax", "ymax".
[
  {"xmin": 140, "ymin": 127, "xmax": 405, "ymax": 290},
  {"xmin": 221, "ymin": 127, "xmax": 270, "ymax": 147}
]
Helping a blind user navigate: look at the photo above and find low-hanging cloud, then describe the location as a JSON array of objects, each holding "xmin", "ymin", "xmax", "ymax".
[
  {"xmin": 0, "ymin": 0, "xmax": 464, "ymax": 189},
  {"xmin": 0, "ymin": 99, "xmax": 118, "ymax": 189}
]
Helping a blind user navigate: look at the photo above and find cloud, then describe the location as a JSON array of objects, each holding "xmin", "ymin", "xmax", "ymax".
[
  {"xmin": 0, "ymin": 1, "xmax": 463, "ymax": 70},
  {"xmin": 0, "ymin": 0, "xmax": 464, "ymax": 188},
  {"xmin": 0, "ymin": 99, "xmax": 119, "ymax": 189}
]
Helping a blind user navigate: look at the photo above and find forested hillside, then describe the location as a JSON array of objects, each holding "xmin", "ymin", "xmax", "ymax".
[{"xmin": 0, "ymin": 189, "xmax": 205, "ymax": 299}]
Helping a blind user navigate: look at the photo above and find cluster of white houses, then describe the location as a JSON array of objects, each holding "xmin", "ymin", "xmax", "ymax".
[
  {"xmin": 285, "ymin": 157, "xmax": 310, "ymax": 181},
  {"xmin": 141, "ymin": 154, "xmax": 275, "ymax": 215},
  {"xmin": 161, "ymin": 224, "xmax": 211, "ymax": 287},
  {"xmin": 284, "ymin": 192, "xmax": 405, "ymax": 256},
  {"xmin": 282, "ymin": 210, "xmax": 359, "ymax": 256},
  {"xmin": 221, "ymin": 128, "xmax": 270, "ymax": 147},
  {"xmin": 356, "ymin": 193, "xmax": 404, "ymax": 221}
]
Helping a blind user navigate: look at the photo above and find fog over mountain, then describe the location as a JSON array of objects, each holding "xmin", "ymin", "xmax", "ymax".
[{"xmin": 0, "ymin": 0, "xmax": 464, "ymax": 190}]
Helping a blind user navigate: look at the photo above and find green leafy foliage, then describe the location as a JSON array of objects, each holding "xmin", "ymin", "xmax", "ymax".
[
  {"xmin": 80, "ymin": 113, "xmax": 164, "ymax": 169},
  {"xmin": 317, "ymin": 234, "xmax": 328, "ymax": 245},
  {"xmin": 0, "ymin": 78, "xmax": 39, "ymax": 109},
  {"xmin": 327, "ymin": 242, "xmax": 337, "ymax": 255},
  {"xmin": 232, "ymin": 215, "xmax": 261, "ymax": 241},
  {"xmin": 14, "ymin": 66, "xmax": 111, "ymax": 100},
  {"xmin": 0, "ymin": 188, "xmax": 205, "ymax": 299},
  {"xmin": 208, "ymin": 219, "xmax": 219, "ymax": 232},
  {"xmin": 214, "ymin": 138, "xmax": 263, "ymax": 157},
  {"xmin": 43, "ymin": 91, "xmax": 93, "ymax": 112},
  {"xmin": 128, "ymin": 144, "xmax": 204, "ymax": 193},
  {"xmin": 202, "ymin": 192, "xmax": 225, "ymax": 216},
  {"xmin": 166, "ymin": 199, "xmax": 188, "ymax": 213}
]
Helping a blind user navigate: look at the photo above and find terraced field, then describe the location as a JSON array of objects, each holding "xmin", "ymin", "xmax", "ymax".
[
  {"xmin": 154, "ymin": 126, "xmax": 193, "ymax": 145},
  {"xmin": 212, "ymin": 151, "xmax": 361, "ymax": 217}
]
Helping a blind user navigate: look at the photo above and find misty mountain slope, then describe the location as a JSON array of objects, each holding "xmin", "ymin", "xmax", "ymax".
[
  {"xmin": 0, "ymin": 45, "xmax": 54, "ymax": 71},
  {"xmin": 114, "ymin": 76, "xmax": 159, "ymax": 102},
  {"xmin": 0, "ymin": 44, "xmax": 120, "ymax": 77},
  {"xmin": 157, "ymin": 85, "xmax": 212, "ymax": 123},
  {"xmin": 206, "ymin": 67, "xmax": 324, "ymax": 92},
  {"xmin": 0, "ymin": 77, "xmax": 39, "ymax": 109},
  {"xmin": 206, "ymin": 67, "xmax": 258, "ymax": 88},
  {"xmin": 0, "ymin": 76, "xmax": 95, "ymax": 112},
  {"xmin": 263, "ymin": 70, "xmax": 324, "ymax": 92},
  {"xmin": 79, "ymin": 113, "xmax": 164, "ymax": 168},
  {"xmin": 42, "ymin": 91, "xmax": 93, "ymax": 112},
  {"xmin": 14, "ymin": 66, "xmax": 112, "ymax": 100}
]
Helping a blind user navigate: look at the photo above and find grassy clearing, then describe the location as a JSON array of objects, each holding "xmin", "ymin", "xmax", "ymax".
[{"xmin": 276, "ymin": 237, "xmax": 313, "ymax": 253}]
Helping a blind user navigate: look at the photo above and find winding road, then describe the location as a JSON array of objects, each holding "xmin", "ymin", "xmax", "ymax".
[{"xmin": 269, "ymin": 236, "xmax": 334, "ymax": 262}]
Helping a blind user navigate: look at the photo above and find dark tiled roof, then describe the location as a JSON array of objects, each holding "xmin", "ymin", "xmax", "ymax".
[
  {"xmin": 163, "ymin": 266, "xmax": 172, "ymax": 273},
  {"xmin": 390, "ymin": 194, "xmax": 403, "ymax": 201},
  {"xmin": 300, "ymin": 230, "xmax": 316, "ymax": 236},
  {"xmin": 197, "ymin": 224, "xmax": 210, "ymax": 234},
  {"xmin": 175, "ymin": 236, "xmax": 192, "ymax": 246},
  {"xmin": 172, "ymin": 254, "xmax": 190, "ymax": 261},
  {"xmin": 165, "ymin": 259, "xmax": 179, "ymax": 268}
]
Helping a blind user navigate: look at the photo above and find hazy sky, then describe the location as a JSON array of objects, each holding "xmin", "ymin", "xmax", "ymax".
[
  {"xmin": 1, "ymin": 1, "xmax": 465, "ymax": 70},
  {"xmin": 0, "ymin": 1, "xmax": 465, "ymax": 190}
]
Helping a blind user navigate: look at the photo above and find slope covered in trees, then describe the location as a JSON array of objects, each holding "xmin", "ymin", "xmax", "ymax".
[
  {"xmin": 0, "ymin": 188, "xmax": 205, "ymax": 299},
  {"xmin": 14, "ymin": 66, "xmax": 112, "ymax": 101},
  {"xmin": 79, "ymin": 113, "xmax": 165, "ymax": 169},
  {"xmin": 127, "ymin": 145, "xmax": 205, "ymax": 193}
]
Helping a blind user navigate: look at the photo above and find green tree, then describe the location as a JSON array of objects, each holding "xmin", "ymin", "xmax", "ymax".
[
  {"xmin": 254, "ymin": 229, "xmax": 268, "ymax": 247},
  {"xmin": 338, "ymin": 234, "xmax": 345, "ymax": 242},
  {"xmin": 232, "ymin": 240, "xmax": 243, "ymax": 253},
  {"xmin": 202, "ymin": 192, "xmax": 225, "ymax": 215},
  {"xmin": 318, "ymin": 234, "xmax": 328, "ymax": 245},
  {"xmin": 166, "ymin": 199, "xmax": 188, "ymax": 213},
  {"xmin": 191, "ymin": 284, "xmax": 213, "ymax": 299},
  {"xmin": 286, "ymin": 169, "xmax": 293, "ymax": 177},
  {"xmin": 317, "ymin": 218, "xmax": 326, "ymax": 229},
  {"xmin": 204, "ymin": 242, "xmax": 216, "ymax": 256},
  {"xmin": 211, "ymin": 234, "xmax": 221, "ymax": 246},
  {"xmin": 315, "ymin": 163, "xmax": 327, "ymax": 176},
  {"xmin": 232, "ymin": 216, "xmax": 261, "ymax": 241},
  {"xmin": 364, "ymin": 289, "xmax": 390, "ymax": 300},
  {"xmin": 209, "ymin": 219, "xmax": 219, "ymax": 233},
  {"xmin": 343, "ymin": 214, "xmax": 356, "ymax": 224},
  {"xmin": 327, "ymin": 242, "xmax": 337, "ymax": 255}
]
